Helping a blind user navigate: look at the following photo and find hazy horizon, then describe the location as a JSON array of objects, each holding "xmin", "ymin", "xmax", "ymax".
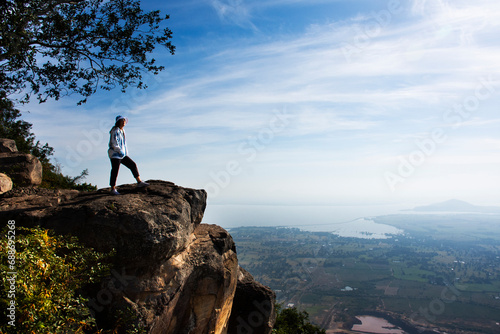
[{"xmin": 202, "ymin": 199, "xmax": 500, "ymax": 230}]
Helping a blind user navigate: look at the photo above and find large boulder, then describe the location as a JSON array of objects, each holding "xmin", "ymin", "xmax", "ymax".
[
  {"xmin": 0, "ymin": 180, "xmax": 276, "ymax": 333},
  {"xmin": 0, "ymin": 173, "xmax": 13, "ymax": 194},
  {"xmin": 0, "ymin": 152, "xmax": 42, "ymax": 186},
  {"xmin": 0, "ymin": 138, "xmax": 18, "ymax": 153},
  {"xmin": 0, "ymin": 181, "xmax": 206, "ymax": 268}
]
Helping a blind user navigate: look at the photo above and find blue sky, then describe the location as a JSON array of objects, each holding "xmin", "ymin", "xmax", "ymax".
[{"xmin": 23, "ymin": 0, "xmax": 500, "ymax": 209}]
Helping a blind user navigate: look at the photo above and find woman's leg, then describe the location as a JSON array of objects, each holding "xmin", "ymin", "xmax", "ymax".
[
  {"xmin": 120, "ymin": 156, "xmax": 141, "ymax": 181},
  {"xmin": 110, "ymin": 158, "xmax": 121, "ymax": 189}
]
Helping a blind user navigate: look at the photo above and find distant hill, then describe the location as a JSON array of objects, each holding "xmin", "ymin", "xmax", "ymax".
[{"xmin": 411, "ymin": 199, "xmax": 500, "ymax": 213}]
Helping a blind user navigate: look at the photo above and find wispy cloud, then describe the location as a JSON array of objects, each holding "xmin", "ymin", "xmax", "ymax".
[
  {"xmin": 210, "ymin": 0, "xmax": 257, "ymax": 30},
  {"xmin": 145, "ymin": 6, "xmax": 500, "ymax": 127}
]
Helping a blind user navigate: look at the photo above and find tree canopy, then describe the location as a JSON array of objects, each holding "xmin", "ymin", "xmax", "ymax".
[
  {"xmin": 273, "ymin": 305, "xmax": 326, "ymax": 334},
  {"xmin": 0, "ymin": 0, "xmax": 175, "ymax": 105}
]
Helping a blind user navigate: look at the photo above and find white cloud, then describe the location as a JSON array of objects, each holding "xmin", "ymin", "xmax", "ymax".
[{"xmin": 210, "ymin": 0, "xmax": 257, "ymax": 30}]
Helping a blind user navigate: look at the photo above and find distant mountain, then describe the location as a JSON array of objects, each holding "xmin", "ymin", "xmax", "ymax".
[{"xmin": 411, "ymin": 199, "xmax": 500, "ymax": 213}]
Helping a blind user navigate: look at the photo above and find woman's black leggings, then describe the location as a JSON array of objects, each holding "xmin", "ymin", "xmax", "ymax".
[{"xmin": 110, "ymin": 156, "xmax": 140, "ymax": 187}]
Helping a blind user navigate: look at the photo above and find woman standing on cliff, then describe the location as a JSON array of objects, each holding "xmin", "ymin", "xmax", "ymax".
[{"xmin": 108, "ymin": 115, "xmax": 149, "ymax": 195}]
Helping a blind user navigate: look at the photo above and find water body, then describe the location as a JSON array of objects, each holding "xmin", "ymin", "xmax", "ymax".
[
  {"xmin": 204, "ymin": 204, "xmax": 406, "ymax": 238},
  {"xmin": 352, "ymin": 316, "xmax": 406, "ymax": 334},
  {"xmin": 308, "ymin": 218, "xmax": 404, "ymax": 239}
]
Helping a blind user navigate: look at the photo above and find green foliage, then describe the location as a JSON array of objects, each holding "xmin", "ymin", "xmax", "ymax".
[
  {"xmin": 0, "ymin": 227, "xmax": 112, "ymax": 333},
  {"xmin": 273, "ymin": 304, "xmax": 326, "ymax": 334},
  {"xmin": 1, "ymin": 0, "xmax": 175, "ymax": 105},
  {"xmin": 108, "ymin": 308, "xmax": 148, "ymax": 334}
]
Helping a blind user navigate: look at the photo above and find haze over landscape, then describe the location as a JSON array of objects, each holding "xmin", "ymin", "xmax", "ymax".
[{"xmin": 21, "ymin": 0, "xmax": 500, "ymax": 226}]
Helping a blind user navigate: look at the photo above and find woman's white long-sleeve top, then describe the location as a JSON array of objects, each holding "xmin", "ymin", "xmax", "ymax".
[{"xmin": 108, "ymin": 127, "xmax": 128, "ymax": 159}]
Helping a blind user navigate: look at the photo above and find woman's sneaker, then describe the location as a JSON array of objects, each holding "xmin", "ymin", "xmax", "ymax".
[
  {"xmin": 137, "ymin": 181, "xmax": 149, "ymax": 188},
  {"xmin": 111, "ymin": 189, "xmax": 120, "ymax": 195}
]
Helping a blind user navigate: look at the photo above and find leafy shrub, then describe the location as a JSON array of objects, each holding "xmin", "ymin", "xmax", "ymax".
[
  {"xmin": 0, "ymin": 227, "xmax": 112, "ymax": 333},
  {"xmin": 273, "ymin": 304, "xmax": 326, "ymax": 334},
  {"xmin": 41, "ymin": 166, "xmax": 97, "ymax": 191}
]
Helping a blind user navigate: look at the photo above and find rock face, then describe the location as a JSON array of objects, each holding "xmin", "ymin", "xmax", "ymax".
[
  {"xmin": 0, "ymin": 180, "xmax": 275, "ymax": 333},
  {"xmin": 228, "ymin": 267, "xmax": 276, "ymax": 334},
  {"xmin": 147, "ymin": 224, "xmax": 238, "ymax": 334},
  {"xmin": 0, "ymin": 173, "xmax": 13, "ymax": 194},
  {"xmin": 0, "ymin": 139, "xmax": 42, "ymax": 186},
  {"xmin": 0, "ymin": 139, "xmax": 17, "ymax": 153}
]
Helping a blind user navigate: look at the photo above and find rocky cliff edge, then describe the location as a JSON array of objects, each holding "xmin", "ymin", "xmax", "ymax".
[{"xmin": 0, "ymin": 180, "xmax": 275, "ymax": 334}]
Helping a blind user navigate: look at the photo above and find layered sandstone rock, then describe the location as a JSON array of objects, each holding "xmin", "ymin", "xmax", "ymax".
[
  {"xmin": 0, "ymin": 139, "xmax": 17, "ymax": 153},
  {"xmin": 0, "ymin": 173, "xmax": 12, "ymax": 194},
  {"xmin": 0, "ymin": 138, "xmax": 42, "ymax": 186},
  {"xmin": 0, "ymin": 180, "xmax": 275, "ymax": 333}
]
